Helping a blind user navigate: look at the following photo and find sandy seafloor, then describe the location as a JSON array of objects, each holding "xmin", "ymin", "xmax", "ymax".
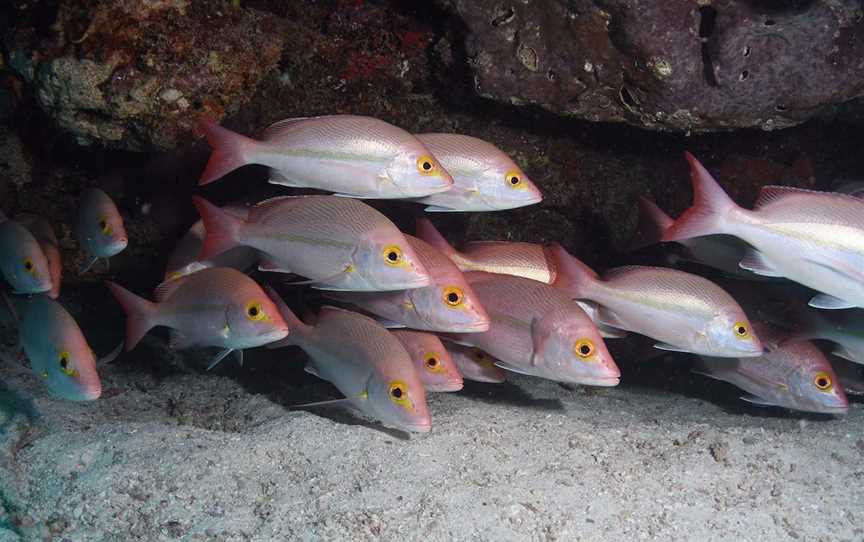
[{"xmin": 0, "ymin": 334, "xmax": 862, "ymax": 542}]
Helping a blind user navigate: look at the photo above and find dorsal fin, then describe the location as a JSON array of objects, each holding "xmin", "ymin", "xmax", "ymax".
[
  {"xmin": 261, "ymin": 117, "xmax": 314, "ymax": 141},
  {"xmin": 755, "ymin": 185, "xmax": 863, "ymax": 209},
  {"xmin": 154, "ymin": 275, "xmax": 189, "ymax": 302}
]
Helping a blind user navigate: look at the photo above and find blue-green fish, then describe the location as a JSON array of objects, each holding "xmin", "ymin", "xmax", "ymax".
[
  {"xmin": 0, "ymin": 215, "xmax": 52, "ymax": 294},
  {"xmin": 76, "ymin": 188, "xmax": 128, "ymax": 272}
]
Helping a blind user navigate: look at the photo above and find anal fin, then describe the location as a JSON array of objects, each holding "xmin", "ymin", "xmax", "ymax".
[
  {"xmin": 808, "ymin": 294, "xmax": 856, "ymax": 310},
  {"xmin": 739, "ymin": 249, "xmax": 784, "ymax": 277},
  {"xmin": 739, "ymin": 394, "xmax": 778, "ymax": 408}
]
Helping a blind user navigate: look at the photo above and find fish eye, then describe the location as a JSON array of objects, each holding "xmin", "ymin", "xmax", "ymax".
[
  {"xmin": 505, "ymin": 169, "xmax": 525, "ymax": 189},
  {"xmin": 442, "ymin": 286, "xmax": 464, "ymax": 307},
  {"xmin": 573, "ymin": 338, "xmax": 595, "ymax": 359},
  {"xmin": 424, "ymin": 352, "xmax": 443, "ymax": 373},
  {"xmin": 814, "ymin": 372, "xmax": 833, "ymax": 392},
  {"xmin": 58, "ymin": 351, "xmax": 76, "ymax": 377},
  {"xmin": 416, "ymin": 155, "xmax": 437, "ymax": 175},
  {"xmin": 382, "ymin": 245, "xmax": 403, "ymax": 266},
  {"xmin": 388, "ymin": 380, "xmax": 411, "ymax": 408},
  {"xmin": 23, "ymin": 257, "xmax": 34, "ymax": 274},
  {"xmin": 98, "ymin": 217, "xmax": 112, "ymax": 235},
  {"xmin": 245, "ymin": 301, "xmax": 266, "ymax": 321},
  {"xmin": 733, "ymin": 321, "xmax": 750, "ymax": 339}
]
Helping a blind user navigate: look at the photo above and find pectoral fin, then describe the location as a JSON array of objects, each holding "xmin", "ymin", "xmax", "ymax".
[
  {"xmin": 808, "ymin": 293, "xmax": 857, "ymax": 310},
  {"xmin": 653, "ymin": 342, "xmax": 694, "ymax": 353},
  {"xmin": 493, "ymin": 361, "xmax": 536, "ymax": 377},
  {"xmin": 739, "ymin": 249, "xmax": 784, "ymax": 277},
  {"xmin": 739, "ymin": 394, "xmax": 778, "ymax": 408}
]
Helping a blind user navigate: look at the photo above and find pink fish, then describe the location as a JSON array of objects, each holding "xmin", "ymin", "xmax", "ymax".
[
  {"xmin": 324, "ymin": 234, "xmax": 489, "ymax": 332},
  {"xmin": 446, "ymin": 272, "xmax": 620, "ymax": 386},
  {"xmin": 15, "ymin": 214, "xmax": 62, "ymax": 299},
  {"xmin": 392, "ymin": 330, "xmax": 463, "ymax": 392},
  {"xmin": 664, "ymin": 153, "xmax": 864, "ymax": 310},
  {"xmin": 198, "ymin": 116, "xmax": 453, "ymax": 198},
  {"xmin": 444, "ymin": 342, "xmax": 506, "ymax": 384},
  {"xmin": 551, "ymin": 244, "xmax": 763, "ymax": 357},
  {"xmin": 267, "ymin": 291, "xmax": 431, "ymax": 433},
  {"xmin": 194, "ymin": 195, "xmax": 430, "ymax": 291},
  {"xmin": 106, "ymin": 267, "xmax": 288, "ymax": 367}
]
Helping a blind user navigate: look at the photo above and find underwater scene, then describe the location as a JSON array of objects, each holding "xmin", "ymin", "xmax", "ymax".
[{"xmin": 0, "ymin": 0, "xmax": 863, "ymax": 540}]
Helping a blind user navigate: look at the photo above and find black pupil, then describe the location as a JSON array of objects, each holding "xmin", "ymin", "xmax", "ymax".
[
  {"xmin": 817, "ymin": 378, "xmax": 828, "ymax": 387},
  {"xmin": 392, "ymin": 387, "xmax": 403, "ymax": 398},
  {"xmin": 388, "ymin": 251, "xmax": 398, "ymax": 261},
  {"xmin": 249, "ymin": 306, "xmax": 259, "ymax": 316},
  {"xmin": 60, "ymin": 357, "xmax": 67, "ymax": 369},
  {"xmin": 580, "ymin": 345, "xmax": 591, "ymax": 355},
  {"xmin": 447, "ymin": 292, "xmax": 459, "ymax": 303},
  {"xmin": 737, "ymin": 326, "xmax": 745, "ymax": 335},
  {"xmin": 510, "ymin": 176, "xmax": 519, "ymax": 184},
  {"xmin": 422, "ymin": 161, "xmax": 432, "ymax": 171},
  {"xmin": 24, "ymin": 261, "xmax": 32, "ymax": 270},
  {"xmin": 427, "ymin": 358, "xmax": 438, "ymax": 366},
  {"xmin": 99, "ymin": 220, "xmax": 106, "ymax": 229}
]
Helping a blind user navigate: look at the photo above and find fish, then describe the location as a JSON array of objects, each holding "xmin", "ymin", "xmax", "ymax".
[
  {"xmin": 105, "ymin": 267, "xmax": 289, "ymax": 367},
  {"xmin": 783, "ymin": 307, "xmax": 864, "ymax": 365},
  {"xmin": 392, "ymin": 330, "xmax": 463, "ymax": 392},
  {"xmin": 630, "ymin": 196, "xmax": 764, "ymax": 280},
  {"xmin": 551, "ymin": 244, "xmax": 763, "ymax": 357},
  {"xmin": 194, "ymin": 195, "xmax": 430, "ymax": 291},
  {"xmin": 830, "ymin": 357, "xmax": 864, "ymax": 396},
  {"xmin": 16, "ymin": 214, "xmax": 62, "ymax": 299},
  {"xmin": 164, "ymin": 204, "xmax": 258, "ymax": 281},
  {"xmin": 0, "ymin": 217, "xmax": 53, "ymax": 294},
  {"xmin": 21, "ymin": 296, "xmax": 101, "ymax": 401},
  {"xmin": 694, "ymin": 326, "xmax": 848, "ymax": 415},
  {"xmin": 267, "ymin": 291, "xmax": 431, "ymax": 433},
  {"xmin": 198, "ymin": 116, "xmax": 453, "ymax": 198},
  {"xmin": 75, "ymin": 188, "xmax": 128, "ymax": 272},
  {"xmin": 663, "ymin": 152, "xmax": 864, "ymax": 310},
  {"xmin": 445, "ymin": 272, "xmax": 620, "ymax": 386},
  {"xmin": 409, "ymin": 133, "xmax": 542, "ymax": 211},
  {"xmin": 415, "ymin": 216, "xmax": 557, "ymax": 283},
  {"xmin": 324, "ymin": 235, "xmax": 489, "ymax": 332},
  {"xmin": 444, "ymin": 342, "xmax": 506, "ymax": 383}
]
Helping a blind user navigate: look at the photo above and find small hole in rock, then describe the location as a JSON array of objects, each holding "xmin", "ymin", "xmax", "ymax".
[
  {"xmin": 491, "ymin": 6, "xmax": 516, "ymax": 27},
  {"xmin": 619, "ymin": 86, "xmax": 638, "ymax": 110},
  {"xmin": 547, "ymin": 69, "xmax": 557, "ymax": 82},
  {"xmin": 775, "ymin": 104, "xmax": 787, "ymax": 111},
  {"xmin": 764, "ymin": 19, "xmax": 776, "ymax": 26},
  {"xmin": 739, "ymin": 70, "xmax": 749, "ymax": 81},
  {"xmin": 743, "ymin": 46, "xmax": 751, "ymax": 57}
]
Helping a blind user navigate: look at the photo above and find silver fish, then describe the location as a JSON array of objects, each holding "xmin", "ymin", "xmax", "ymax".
[
  {"xmin": 324, "ymin": 235, "xmax": 489, "ymax": 332},
  {"xmin": 830, "ymin": 357, "xmax": 864, "ymax": 396},
  {"xmin": 16, "ymin": 214, "xmax": 62, "ymax": 299},
  {"xmin": 267, "ymin": 292, "xmax": 431, "ymax": 433},
  {"xmin": 551, "ymin": 244, "xmax": 763, "ymax": 357},
  {"xmin": 785, "ymin": 307, "xmax": 864, "ymax": 365},
  {"xmin": 21, "ymin": 296, "xmax": 101, "ymax": 401},
  {"xmin": 695, "ymin": 326, "xmax": 848, "ymax": 414},
  {"xmin": 410, "ymin": 133, "xmax": 542, "ymax": 211},
  {"xmin": 198, "ymin": 116, "xmax": 453, "ymax": 198},
  {"xmin": 194, "ymin": 195, "xmax": 430, "ymax": 291},
  {"xmin": 0, "ymin": 217, "xmax": 52, "ymax": 294},
  {"xmin": 75, "ymin": 188, "xmax": 128, "ymax": 273},
  {"xmin": 446, "ymin": 272, "xmax": 620, "ymax": 386},
  {"xmin": 444, "ymin": 342, "xmax": 506, "ymax": 384},
  {"xmin": 664, "ymin": 153, "xmax": 864, "ymax": 310},
  {"xmin": 106, "ymin": 267, "xmax": 289, "ymax": 366},
  {"xmin": 392, "ymin": 330, "xmax": 463, "ymax": 392}
]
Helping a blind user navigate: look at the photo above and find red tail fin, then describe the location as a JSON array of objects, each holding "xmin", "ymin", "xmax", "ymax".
[
  {"xmin": 105, "ymin": 281, "xmax": 158, "ymax": 351},
  {"xmin": 192, "ymin": 196, "xmax": 244, "ymax": 260},
  {"xmin": 546, "ymin": 243, "xmax": 598, "ymax": 300},
  {"xmin": 263, "ymin": 285, "xmax": 310, "ymax": 348},
  {"xmin": 197, "ymin": 119, "xmax": 256, "ymax": 185},
  {"xmin": 662, "ymin": 152, "xmax": 737, "ymax": 242},
  {"xmin": 415, "ymin": 217, "xmax": 458, "ymax": 260},
  {"xmin": 628, "ymin": 196, "xmax": 675, "ymax": 250}
]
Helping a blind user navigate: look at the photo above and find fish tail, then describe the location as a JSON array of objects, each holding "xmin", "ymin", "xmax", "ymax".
[
  {"xmin": 105, "ymin": 281, "xmax": 157, "ymax": 351},
  {"xmin": 662, "ymin": 152, "xmax": 738, "ymax": 242},
  {"xmin": 547, "ymin": 242, "xmax": 598, "ymax": 299},
  {"xmin": 415, "ymin": 217, "xmax": 458, "ymax": 260},
  {"xmin": 628, "ymin": 196, "xmax": 675, "ymax": 250},
  {"xmin": 193, "ymin": 196, "xmax": 244, "ymax": 260},
  {"xmin": 197, "ymin": 119, "xmax": 256, "ymax": 185},
  {"xmin": 263, "ymin": 285, "xmax": 309, "ymax": 347}
]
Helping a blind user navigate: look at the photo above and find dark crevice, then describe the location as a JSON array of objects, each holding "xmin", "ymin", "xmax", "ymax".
[{"xmin": 698, "ymin": 6, "xmax": 719, "ymax": 87}]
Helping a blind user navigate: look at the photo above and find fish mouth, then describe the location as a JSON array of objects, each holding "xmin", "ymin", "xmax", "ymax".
[
  {"xmin": 256, "ymin": 327, "xmax": 290, "ymax": 344},
  {"xmin": 402, "ymin": 421, "xmax": 432, "ymax": 433},
  {"xmin": 15, "ymin": 283, "xmax": 52, "ymax": 295},
  {"xmin": 428, "ymin": 381, "xmax": 464, "ymax": 393},
  {"xmin": 815, "ymin": 404, "xmax": 849, "ymax": 415},
  {"xmin": 440, "ymin": 319, "xmax": 490, "ymax": 333},
  {"xmin": 573, "ymin": 376, "xmax": 620, "ymax": 387}
]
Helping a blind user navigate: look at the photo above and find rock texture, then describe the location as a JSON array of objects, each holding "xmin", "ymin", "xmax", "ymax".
[
  {"xmin": 5, "ymin": 0, "xmax": 284, "ymax": 150},
  {"xmin": 442, "ymin": 0, "xmax": 864, "ymax": 131}
]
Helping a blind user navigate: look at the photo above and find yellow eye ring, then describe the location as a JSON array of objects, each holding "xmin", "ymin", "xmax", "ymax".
[
  {"xmin": 58, "ymin": 351, "xmax": 77, "ymax": 377},
  {"xmin": 416, "ymin": 155, "xmax": 438, "ymax": 175},
  {"xmin": 98, "ymin": 216, "xmax": 112, "ymax": 235},
  {"xmin": 245, "ymin": 301, "xmax": 267, "ymax": 321},
  {"xmin": 424, "ymin": 352, "xmax": 443, "ymax": 373},
  {"xmin": 383, "ymin": 245, "xmax": 404, "ymax": 267},
  {"xmin": 505, "ymin": 169, "xmax": 526, "ymax": 190},
  {"xmin": 814, "ymin": 371, "xmax": 833, "ymax": 392},
  {"xmin": 388, "ymin": 380, "xmax": 412, "ymax": 408},
  {"xmin": 23, "ymin": 257, "xmax": 35, "ymax": 274},
  {"xmin": 442, "ymin": 286, "xmax": 464, "ymax": 307},
  {"xmin": 733, "ymin": 321, "xmax": 751, "ymax": 339},
  {"xmin": 574, "ymin": 338, "xmax": 595, "ymax": 360}
]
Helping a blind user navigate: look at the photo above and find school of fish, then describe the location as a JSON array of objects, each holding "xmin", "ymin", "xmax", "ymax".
[{"xmin": 0, "ymin": 114, "xmax": 860, "ymax": 431}]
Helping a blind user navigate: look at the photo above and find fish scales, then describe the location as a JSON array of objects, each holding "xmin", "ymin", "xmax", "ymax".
[{"xmin": 263, "ymin": 116, "xmax": 407, "ymax": 159}]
